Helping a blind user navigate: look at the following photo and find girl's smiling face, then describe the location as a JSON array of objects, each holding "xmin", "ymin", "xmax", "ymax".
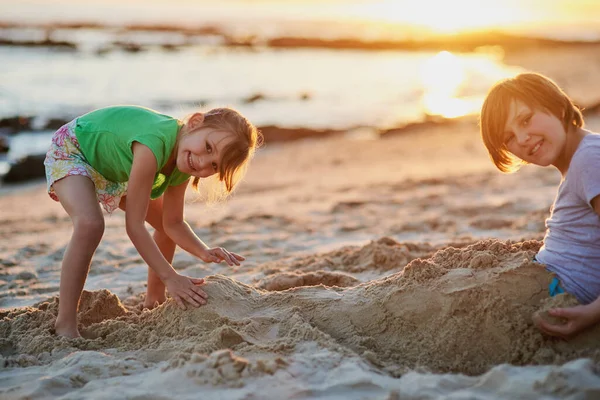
[
  {"xmin": 503, "ymin": 99, "xmax": 567, "ymax": 168},
  {"xmin": 176, "ymin": 114, "xmax": 235, "ymax": 178}
]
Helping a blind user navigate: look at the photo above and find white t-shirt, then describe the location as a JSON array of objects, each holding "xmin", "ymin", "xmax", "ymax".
[{"xmin": 537, "ymin": 133, "xmax": 600, "ymax": 304}]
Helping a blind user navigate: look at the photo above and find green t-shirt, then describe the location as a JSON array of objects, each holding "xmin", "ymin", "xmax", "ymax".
[{"xmin": 74, "ymin": 105, "xmax": 190, "ymax": 199}]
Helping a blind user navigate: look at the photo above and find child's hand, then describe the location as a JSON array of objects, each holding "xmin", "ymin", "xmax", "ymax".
[
  {"xmin": 534, "ymin": 303, "xmax": 600, "ymax": 339},
  {"xmin": 199, "ymin": 247, "xmax": 245, "ymax": 266},
  {"xmin": 164, "ymin": 274, "xmax": 208, "ymax": 310}
]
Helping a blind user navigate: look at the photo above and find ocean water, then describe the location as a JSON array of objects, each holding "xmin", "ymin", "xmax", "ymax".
[
  {"xmin": 3, "ymin": 0, "xmax": 596, "ymax": 130},
  {"xmin": 0, "ymin": 45, "xmax": 520, "ymax": 128},
  {"xmin": 3, "ymin": 0, "xmax": 596, "ymax": 175},
  {"xmin": 0, "ymin": 39, "xmax": 522, "ymax": 173}
]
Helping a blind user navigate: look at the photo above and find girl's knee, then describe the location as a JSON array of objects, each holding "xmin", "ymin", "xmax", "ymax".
[
  {"xmin": 73, "ymin": 216, "xmax": 105, "ymax": 240},
  {"xmin": 152, "ymin": 220, "xmax": 166, "ymax": 234},
  {"xmin": 153, "ymin": 227, "xmax": 172, "ymax": 242}
]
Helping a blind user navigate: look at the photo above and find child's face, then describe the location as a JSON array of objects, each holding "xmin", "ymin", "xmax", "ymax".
[
  {"xmin": 503, "ymin": 99, "xmax": 566, "ymax": 167},
  {"xmin": 176, "ymin": 128, "xmax": 235, "ymax": 178}
]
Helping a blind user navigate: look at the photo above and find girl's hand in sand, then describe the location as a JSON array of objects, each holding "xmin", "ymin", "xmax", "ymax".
[
  {"xmin": 199, "ymin": 247, "xmax": 245, "ymax": 266},
  {"xmin": 164, "ymin": 274, "xmax": 208, "ymax": 310},
  {"xmin": 534, "ymin": 303, "xmax": 600, "ymax": 339}
]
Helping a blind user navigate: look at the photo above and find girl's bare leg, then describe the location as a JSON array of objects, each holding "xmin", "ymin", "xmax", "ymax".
[
  {"xmin": 52, "ymin": 175, "xmax": 105, "ymax": 338},
  {"xmin": 119, "ymin": 196, "xmax": 174, "ymax": 308},
  {"xmin": 144, "ymin": 229, "xmax": 174, "ymax": 308}
]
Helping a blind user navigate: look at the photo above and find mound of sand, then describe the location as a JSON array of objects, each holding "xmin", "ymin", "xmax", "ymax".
[
  {"xmin": 258, "ymin": 237, "xmax": 439, "ymax": 277},
  {"xmin": 2, "ymin": 239, "xmax": 600, "ymax": 376},
  {"xmin": 256, "ymin": 270, "xmax": 360, "ymax": 291}
]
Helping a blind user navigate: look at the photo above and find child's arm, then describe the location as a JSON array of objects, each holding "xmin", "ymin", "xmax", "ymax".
[
  {"xmin": 126, "ymin": 142, "xmax": 208, "ymax": 309},
  {"xmin": 535, "ymin": 297, "xmax": 600, "ymax": 339},
  {"xmin": 535, "ymin": 194, "xmax": 600, "ymax": 338},
  {"xmin": 162, "ymin": 180, "xmax": 244, "ymax": 267}
]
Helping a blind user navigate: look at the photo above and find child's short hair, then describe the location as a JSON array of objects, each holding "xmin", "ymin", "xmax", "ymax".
[
  {"xmin": 479, "ymin": 72, "xmax": 584, "ymax": 172},
  {"xmin": 188, "ymin": 108, "xmax": 262, "ymax": 195}
]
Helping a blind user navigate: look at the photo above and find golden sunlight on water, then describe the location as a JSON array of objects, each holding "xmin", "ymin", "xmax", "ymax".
[
  {"xmin": 420, "ymin": 51, "xmax": 515, "ymax": 119},
  {"xmin": 421, "ymin": 52, "xmax": 472, "ymax": 118}
]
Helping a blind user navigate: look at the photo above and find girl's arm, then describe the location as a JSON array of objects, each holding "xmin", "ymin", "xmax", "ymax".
[
  {"xmin": 126, "ymin": 142, "xmax": 208, "ymax": 309},
  {"xmin": 162, "ymin": 179, "xmax": 244, "ymax": 266},
  {"xmin": 534, "ymin": 194, "xmax": 600, "ymax": 338}
]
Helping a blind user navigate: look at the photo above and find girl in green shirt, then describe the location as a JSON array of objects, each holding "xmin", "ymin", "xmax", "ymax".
[{"xmin": 44, "ymin": 105, "xmax": 261, "ymax": 338}]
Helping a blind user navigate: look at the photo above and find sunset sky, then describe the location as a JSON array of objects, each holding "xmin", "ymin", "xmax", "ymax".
[
  {"xmin": 137, "ymin": 0, "xmax": 600, "ymax": 33},
  {"xmin": 2, "ymin": 0, "xmax": 599, "ymax": 35}
]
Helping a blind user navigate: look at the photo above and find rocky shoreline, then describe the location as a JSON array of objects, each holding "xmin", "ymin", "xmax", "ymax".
[
  {"xmin": 3, "ymin": 99, "xmax": 600, "ymax": 184},
  {"xmin": 0, "ymin": 115, "xmax": 463, "ymax": 183},
  {"xmin": 2, "ymin": 21, "xmax": 599, "ymax": 54}
]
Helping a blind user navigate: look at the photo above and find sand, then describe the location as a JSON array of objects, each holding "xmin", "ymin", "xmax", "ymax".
[{"xmin": 3, "ymin": 50, "xmax": 600, "ymax": 398}]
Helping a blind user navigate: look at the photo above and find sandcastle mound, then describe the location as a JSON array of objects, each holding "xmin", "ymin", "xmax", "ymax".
[{"xmin": 2, "ymin": 239, "xmax": 599, "ymax": 376}]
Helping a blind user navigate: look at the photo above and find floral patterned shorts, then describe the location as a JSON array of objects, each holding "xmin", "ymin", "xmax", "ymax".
[{"xmin": 44, "ymin": 119, "xmax": 128, "ymax": 213}]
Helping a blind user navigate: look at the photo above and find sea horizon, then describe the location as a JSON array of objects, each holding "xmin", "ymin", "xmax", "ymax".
[{"xmin": 1, "ymin": 0, "xmax": 600, "ymax": 42}]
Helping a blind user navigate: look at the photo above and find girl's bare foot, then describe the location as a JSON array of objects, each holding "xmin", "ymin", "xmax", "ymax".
[
  {"xmin": 54, "ymin": 319, "xmax": 81, "ymax": 338},
  {"xmin": 143, "ymin": 293, "xmax": 166, "ymax": 310},
  {"xmin": 142, "ymin": 300, "xmax": 161, "ymax": 310}
]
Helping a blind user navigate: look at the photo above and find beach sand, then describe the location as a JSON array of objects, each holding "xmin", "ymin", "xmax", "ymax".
[{"xmin": 2, "ymin": 49, "xmax": 600, "ymax": 398}]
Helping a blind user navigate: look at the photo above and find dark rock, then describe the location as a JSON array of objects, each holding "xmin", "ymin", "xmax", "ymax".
[
  {"xmin": 95, "ymin": 46, "xmax": 112, "ymax": 56},
  {"xmin": 0, "ymin": 116, "xmax": 32, "ymax": 134},
  {"xmin": 44, "ymin": 118, "xmax": 69, "ymax": 130},
  {"xmin": 3, "ymin": 154, "xmax": 46, "ymax": 183},
  {"xmin": 113, "ymin": 41, "xmax": 143, "ymax": 53},
  {"xmin": 223, "ymin": 35, "xmax": 256, "ymax": 47},
  {"xmin": 160, "ymin": 43, "xmax": 180, "ymax": 52},
  {"xmin": 0, "ymin": 136, "xmax": 8, "ymax": 153},
  {"xmin": 51, "ymin": 22, "xmax": 104, "ymax": 30},
  {"xmin": 244, "ymin": 93, "xmax": 265, "ymax": 104},
  {"xmin": 0, "ymin": 38, "xmax": 77, "ymax": 50}
]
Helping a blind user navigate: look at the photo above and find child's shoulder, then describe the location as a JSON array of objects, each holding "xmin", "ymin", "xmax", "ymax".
[
  {"xmin": 82, "ymin": 105, "xmax": 171, "ymax": 118},
  {"xmin": 571, "ymin": 133, "xmax": 600, "ymax": 169},
  {"xmin": 78, "ymin": 106, "xmax": 178, "ymax": 130},
  {"xmin": 577, "ymin": 133, "xmax": 600, "ymax": 154}
]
